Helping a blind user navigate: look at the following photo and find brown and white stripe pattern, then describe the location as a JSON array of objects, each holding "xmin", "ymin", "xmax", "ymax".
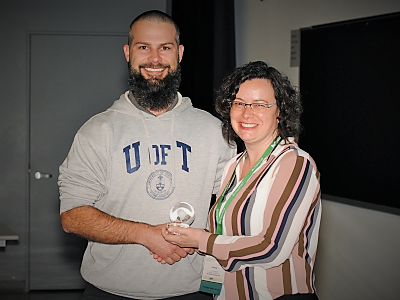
[{"xmin": 198, "ymin": 142, "xmax": 321, "ymax": 300}]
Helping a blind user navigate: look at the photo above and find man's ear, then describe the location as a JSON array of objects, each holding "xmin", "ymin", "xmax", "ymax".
[
  {"xmin": 123, "ymin": 44, "xmax": 130, "ymax": 62},
  {"xmin": 178, "ymin": 45, "xmax": 184, "ymax": 63}
]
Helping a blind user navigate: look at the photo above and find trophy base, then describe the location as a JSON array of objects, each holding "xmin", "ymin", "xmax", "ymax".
[{"xmin": 166, "ymin": 222, "xmax": 189, "ymax": 235}]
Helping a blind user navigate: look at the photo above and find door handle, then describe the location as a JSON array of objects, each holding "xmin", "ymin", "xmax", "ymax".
[{"xmin": 34, "ymin": 172, "xmax": 52, "ymax": 179}]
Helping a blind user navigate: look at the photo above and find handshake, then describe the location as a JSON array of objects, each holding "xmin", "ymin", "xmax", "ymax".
[{"xmin": 149, "ymin": 202, "xmax": 205, "ymax": 265}]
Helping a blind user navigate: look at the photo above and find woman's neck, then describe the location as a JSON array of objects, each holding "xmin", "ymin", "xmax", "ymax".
[
  {"xmin": 241, "ymin": 135, "xmax": 279, "ymax": 180},
  {"xmin": 245, "ymin": 137, "xmax": 277, "ymax": 165}
]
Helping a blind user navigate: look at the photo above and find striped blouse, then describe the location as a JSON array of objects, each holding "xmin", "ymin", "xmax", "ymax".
[{"xmin": 198, "ymin": 141, "xmax": 321, "ymax": 300}]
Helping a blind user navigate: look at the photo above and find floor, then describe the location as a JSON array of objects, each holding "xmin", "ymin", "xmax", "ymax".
[{"xmin": 0, "ymin": 290, "xmax": 84, "ymax": 300}]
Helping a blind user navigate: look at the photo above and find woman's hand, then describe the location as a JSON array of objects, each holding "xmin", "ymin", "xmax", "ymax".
[{"xmin": 161, "ymin": 224, "xmax": 204, "ymax": 248}]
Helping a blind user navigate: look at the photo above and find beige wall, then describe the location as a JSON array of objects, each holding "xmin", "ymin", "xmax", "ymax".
[{"xmin": 235, "ymin": 1, "xmax": 400, "ymax": 299}]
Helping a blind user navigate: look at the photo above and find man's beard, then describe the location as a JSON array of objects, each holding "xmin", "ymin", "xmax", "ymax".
[{"xmin": 128, "ymin": 62, "xmax": 181, "ymax": 112}]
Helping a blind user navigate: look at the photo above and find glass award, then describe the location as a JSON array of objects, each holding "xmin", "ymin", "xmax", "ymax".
[{"xmin": 167, "ymin": 202, "xmax": 195, "ymax": 233}]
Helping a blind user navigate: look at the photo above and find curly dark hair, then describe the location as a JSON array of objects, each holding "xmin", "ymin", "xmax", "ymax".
[{"xmin": 215, "ymin": 61, "xmax": 302, "ymax": 146}]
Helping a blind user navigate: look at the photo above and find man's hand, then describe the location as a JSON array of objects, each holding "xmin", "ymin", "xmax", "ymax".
[
  {"xmin": 150, "ymin": 247, "xmax": 195, "ymax": 264},
  {"xmin": 142, "ymin": 224, "xmax": 192, "ymax": 265}
]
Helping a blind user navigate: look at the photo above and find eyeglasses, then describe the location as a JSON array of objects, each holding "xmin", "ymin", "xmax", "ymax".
[{"xmin": 230, "ymin": 100, "xmax": 277, "ymax": 112}]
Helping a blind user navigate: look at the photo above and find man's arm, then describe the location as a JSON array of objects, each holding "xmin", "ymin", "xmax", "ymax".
[{"xmin": 61, "ymin": 205, "xmax": 189, "ymax": 265}]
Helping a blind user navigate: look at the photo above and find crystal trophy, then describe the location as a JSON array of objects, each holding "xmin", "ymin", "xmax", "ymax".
[{"xmin": 167, "ymin": 202, "xmax": 195, "ymax": 233}]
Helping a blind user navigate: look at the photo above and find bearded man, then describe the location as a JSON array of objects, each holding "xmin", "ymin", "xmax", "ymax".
[{"xmin": 58, "ymin": 10, "xmax": 235, "ymax": 300}]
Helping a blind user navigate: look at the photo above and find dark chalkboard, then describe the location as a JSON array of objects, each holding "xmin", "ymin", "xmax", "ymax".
[{"xmin": 299, "ymin": 12, "xmax": 400, "ymax": 210}]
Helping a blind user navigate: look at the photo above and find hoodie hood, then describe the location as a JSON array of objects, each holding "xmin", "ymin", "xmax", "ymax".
[{"xmin": 107, "ymin": 91, "xmax": 190, "ymax": 119}]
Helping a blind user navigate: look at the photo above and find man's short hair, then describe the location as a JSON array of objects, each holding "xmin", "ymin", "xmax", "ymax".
[{"xmin": 128, "ymin": 10, "xmax": 180, "ymax": 46}]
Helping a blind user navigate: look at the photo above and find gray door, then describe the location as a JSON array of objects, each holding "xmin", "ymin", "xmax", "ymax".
[{"xmin": 30, "ymin": 33, "xmax": 128, "ymax": 289}]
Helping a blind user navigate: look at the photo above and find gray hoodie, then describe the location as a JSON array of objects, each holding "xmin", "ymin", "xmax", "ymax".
[{"xmin": 59, "ymin": 91, "xmax": 236, "ymax": 299}]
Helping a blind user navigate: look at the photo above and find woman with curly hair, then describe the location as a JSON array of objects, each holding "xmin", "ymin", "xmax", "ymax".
[{"xmin": 162, "ymin": 61, "xmax": 321, "ymax": 300}]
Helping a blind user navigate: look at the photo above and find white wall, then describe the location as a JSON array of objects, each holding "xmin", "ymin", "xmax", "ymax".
[
  {"xmin": 316, "ymin": 199, "xmax": 400, "ymax": 300},
  {"xmin": 235, "ymin": 1, "xmax": 400, "ymax": 299},
  {"xmin": 235, "ymin": 0, "xmax": 400, "ymax": 86}
]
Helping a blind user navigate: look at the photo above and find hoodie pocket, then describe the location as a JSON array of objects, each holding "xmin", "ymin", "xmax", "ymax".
[
  {"xmin": 85, "ymin": 242, "xmax": 126, "ymax": 277},
  {"xmin": 183, "ymin": 251, "xmax": 205, "ymax": 276}
]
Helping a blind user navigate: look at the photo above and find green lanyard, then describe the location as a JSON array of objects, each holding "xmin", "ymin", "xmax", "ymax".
[{"xmin": 215, "ymin": 136, "xmax": 282, "ymax": 235}]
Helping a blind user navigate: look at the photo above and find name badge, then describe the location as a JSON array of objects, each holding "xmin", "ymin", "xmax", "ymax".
[{"xmin": 199, "ymin": 255, "xmax": 225, "ymax": 295}]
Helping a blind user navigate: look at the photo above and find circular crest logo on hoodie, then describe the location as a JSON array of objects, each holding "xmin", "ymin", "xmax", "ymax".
[{"xmin": 146, "ymin": 170, "xmax": 175, "ymax": 200}]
